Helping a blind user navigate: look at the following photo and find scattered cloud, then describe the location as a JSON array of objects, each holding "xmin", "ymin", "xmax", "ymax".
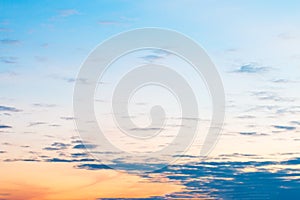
[
  {"xmin": 233, "ymin": 64, "xmax": 270, "ymax": 74},
  {"xmin": 273, "ymin": 125, "xmax": 296, "ymax": 131},
  {"xmin": 58, "ymin": 9, "xmax": 79, "ymax": 17},
  {"xmin": 28, "ymin": 122, "xmax": 47, "ymax": 127},
  {"xmin": 291, "ymin": 121, "xmax": 300, "ymax": 125},
  {"xmin": 0, "ymin": 39, "xmax": 21, "ymax": 45},
  {"xmin": 73, "ymin": 144, "xmax": 97, "ymax": 149},
  {"xmin": 0, "ymin": 125, "xmax": 12, "ymax": 129},
  {"xmin": 0, "ymin": 105, "xmax": 21, "ymax": 112},
  {"xmin": 43, "ymin": 142, "xmax": 70, "ymax": 151},
  {"xmin": 98, "ymin": 20, "xmax": 121, "ymax": 25},
  {"xmin": 251, "ymin": 91, "xmax": 294, "ymax": 102},
  {"xmin": 239, "ymin": 132, "xmax": 257, "ymax": 136},
  {"xmin": 60, "ymin": 116, "xmax": 75, "ymax": 120},
  {"xmin": 0, "ymin": 27, "xmax": 12, "ymax": 32},
  {"xmin": 33, "ymin": 103, "xmax": 56, "ymax": 108},
  {"xmin": 0, "ymin": 56, "xmax": 18, "ymax": 64}
]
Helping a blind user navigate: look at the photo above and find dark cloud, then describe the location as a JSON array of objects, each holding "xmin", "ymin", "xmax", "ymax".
[
  {"xmin": 0, "ymin": 105, "xmax": 21, "ymax": 112},
  {"xmin": 149, "ymin": 158, "xmax": 300, "ymax": 199},
  {"xmin": 273, "ymin": 125, "xmax": 296, "ymax": 131}
]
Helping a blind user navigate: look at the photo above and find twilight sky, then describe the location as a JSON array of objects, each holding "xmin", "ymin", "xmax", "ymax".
[{"xmin": 1, "ymin": 1, "xmax": 300, "ymax": 199}]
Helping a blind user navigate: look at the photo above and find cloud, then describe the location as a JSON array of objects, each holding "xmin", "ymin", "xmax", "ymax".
[
  {"xmin": 73, "ymin": 144, "xmax": 97, "ymax": 149},
  {"xmin": 291, "ymin": 121, "xmax": 300, "ymax": 125},
  {"xmin": 140, "ymin": 55, "xmax": 164, "ymax": 62},
  {"xmin": 0, "ymin": 125, "xmax": 12, "ymax": 129},
  {"xmin": 239, "ymin": 132, "xmax": 257, "ymax": 136},
  {"xmin": 46, "ymin": 158, "xmax": 95, "ymax": 163},
  {"xmin": 28, "ymin": 122, "xmax": 47, "ymax": 127},
  {"xmin": 75, "ymin": 163, "xmax": 110, "ymax": 170},
  {"xmin": 60, "ymin": 116, "xmax": 75, "ymax": 120},
  {"xmin": 71, "ymin": 153, "xmax": 89, "ymax": 158},
  {"xmin": 98, "ymin": 20, "xmax": 121, "ymax": 25},
  {"xmin": 0, "ymin": 27, "xmax": 12, "ymax": 32},
  {"xmin": 271, "ymin": 79, "xmax": 291, "ymax": 83},
  {"xmin": 43, "ymin": 142, "xmax": 70, "ymax": 151},
  {"xmin": 32, "ymin": 103, "xmax": 56, "ymax": 108},
  {"xmin": 233, "ymin": 64, "xmax": 270, "ymax": 74},
  {"xmin": 0, "ymin": 39, "xmax": 21, "ymax": 45},
  {"xmin": 0, "ymin": 105, "xmax": 21, "ymax": 112},
  {"xmin": 0, "ymin": 56, "xmax": 18, "ymax": 64},
  {"xmin": 251, "ymin": 91, "xmax": 294, "ymax": 102},
  {"xmin": 58, "ymin": 9, "xmax": 79, "ymax": 17},
  {"xmin": 273, "ymin": 125, "xmax": 296, "ymax": 131}
]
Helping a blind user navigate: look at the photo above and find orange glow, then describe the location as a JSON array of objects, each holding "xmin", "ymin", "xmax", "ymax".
[{"xmin": 0, "ymin": 162, "xmax": 184, "ymax": 200}]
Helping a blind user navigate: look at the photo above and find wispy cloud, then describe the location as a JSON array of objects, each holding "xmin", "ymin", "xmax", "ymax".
[
  {"xmin": 273, "ymin": 125, "xmax": 296, "ymax": 131},
  {"xmin": 33, "ymin": 103, "xmax": 56, "ymax": 108},
  {"xmin": 28, "ymin": 122, "xmax": 47, "ymax": 127},
  {"xmin": 0, "ymin": 56, "xmax": 18, "ymax": 64},
  {"xmin": 58, "ymin": 9, "xmax": 80, "ymax": 17},
  {"xmin": 0, "ymin": 39, "xmax": 21, "ymax": 45},
  {"xmin": 98, "ymin": 20, "xmax": 121, "ymax": 25},
  {"xmin": 239, "ymin": 131, "xmax": 257, "ymax": 136},
  {"xmin": 233, "ymin": 64, "xmax": 270, "ymax": 74}
]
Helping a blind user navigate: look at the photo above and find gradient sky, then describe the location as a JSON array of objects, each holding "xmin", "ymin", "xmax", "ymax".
[{"xmin": 1, "ymin": 1, "xmax": 300, "ymax": 199}]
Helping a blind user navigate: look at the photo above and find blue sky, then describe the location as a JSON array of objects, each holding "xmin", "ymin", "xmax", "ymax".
[{"xmin": 1, "ymin": 1, "xmax": 300, "ymax": 199}]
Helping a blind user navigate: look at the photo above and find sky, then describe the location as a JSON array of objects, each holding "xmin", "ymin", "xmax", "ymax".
[{"xmin": 1, "ymin": 0, "xmax": 300, "ymax": 199}]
